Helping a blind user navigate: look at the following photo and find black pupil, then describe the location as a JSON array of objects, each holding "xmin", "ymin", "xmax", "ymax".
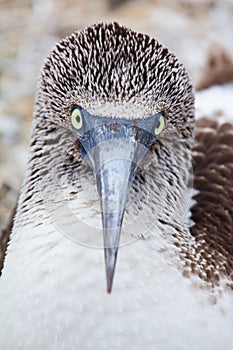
[
  {"xmin": 156, "ymin": 120, "xmax": 161, "ymax": 129},
  {"xmin": 76, "ymin": 115, "xmax": 81, "ymax": 123}
]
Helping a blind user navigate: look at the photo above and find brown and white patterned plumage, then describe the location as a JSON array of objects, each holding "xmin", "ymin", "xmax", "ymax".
[{"xmin": 0, "ymin": 22, "xmax": 232, "ymax": 350}]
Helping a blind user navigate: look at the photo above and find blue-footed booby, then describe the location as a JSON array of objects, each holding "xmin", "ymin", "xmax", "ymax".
[{"xmin": 0, "ymin": 22, "xmax": 232, "ymax": 350}]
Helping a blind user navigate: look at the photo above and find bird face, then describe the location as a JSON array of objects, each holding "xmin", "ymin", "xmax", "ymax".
[
  {"xmin": 70, "ymin": 105, "xmax": 165, "ymax": 292},
  {"xmin": 37, "ymin": 22, "xmax": 195, "ymax": 292}
]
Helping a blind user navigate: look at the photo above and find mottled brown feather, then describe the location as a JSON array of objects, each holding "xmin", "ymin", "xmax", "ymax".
[{"xmin": 191, "ymin": 118, "xmax": 233, "ymax": 286}]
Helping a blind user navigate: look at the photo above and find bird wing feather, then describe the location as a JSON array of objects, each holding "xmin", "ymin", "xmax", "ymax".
[{"xmin": 190, "ymin": 115, "xmax": 233, "ymax": 286}]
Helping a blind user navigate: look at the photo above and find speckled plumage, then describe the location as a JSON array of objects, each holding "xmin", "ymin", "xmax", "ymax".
[
  {"xmin": 0, "ymin": 22, "xmax": 232, "ymax": 350},
  {"xmin": 191, "ymin": 118, "xmax": 233, "ymax": 286}
]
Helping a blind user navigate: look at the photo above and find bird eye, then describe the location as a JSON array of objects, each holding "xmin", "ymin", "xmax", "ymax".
[
  {"xmin": 154, "ymin": 113, "xmax": 165, "ymax": 136},
  {"xmin": 71, "ymin": 107, "xmax": 83, "ymax": 130}
]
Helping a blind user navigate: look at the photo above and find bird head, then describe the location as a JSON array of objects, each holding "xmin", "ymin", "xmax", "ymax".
[{"xmin": 36, "ymin": 22, "xmax": 195, "ymax": 292}]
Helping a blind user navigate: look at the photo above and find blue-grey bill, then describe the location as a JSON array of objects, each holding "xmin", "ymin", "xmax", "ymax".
[{"xmin": 93, "ymin": 139, "xmax": 148, "ymax": 293}]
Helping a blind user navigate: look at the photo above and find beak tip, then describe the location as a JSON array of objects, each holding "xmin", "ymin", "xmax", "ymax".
[
  {"xmin": 107, "ymin": 284, "xmax": 112, "ymax": 294},
  {"xmin": 106, "ymin": 271, "xmax": 114, "ymax": 294},
  {"xmin": 105, "ymin": 247, "xmax": 118, "ymax": 294}
]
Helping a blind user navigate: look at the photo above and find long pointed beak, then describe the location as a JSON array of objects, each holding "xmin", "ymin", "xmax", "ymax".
[
  {"xmin": 77, "ymin": 119, "xmax": 157, "ymax": 293},
  {"xmin": 93, "ymin": 139, "xmax": 148, "ymax": 293}
]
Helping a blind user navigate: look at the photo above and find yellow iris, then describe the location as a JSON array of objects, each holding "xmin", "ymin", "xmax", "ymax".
[
  {"xmin": 154, "ymin": 114, "xmax": 165, "ymax": 135},
  {"xmin": 71, "ymin": 108, "xmax": 83, "ymax": 130}
]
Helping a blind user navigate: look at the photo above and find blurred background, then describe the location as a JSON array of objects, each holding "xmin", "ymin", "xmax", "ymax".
[{"xmin": 0, "ymin": 0, "xmax": 233, "ymax": 233}]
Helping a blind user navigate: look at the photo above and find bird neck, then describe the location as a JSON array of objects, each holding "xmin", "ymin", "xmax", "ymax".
[{"xmin": 13, "ymin": 119, "xmax": 71, "ymax": 227}]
